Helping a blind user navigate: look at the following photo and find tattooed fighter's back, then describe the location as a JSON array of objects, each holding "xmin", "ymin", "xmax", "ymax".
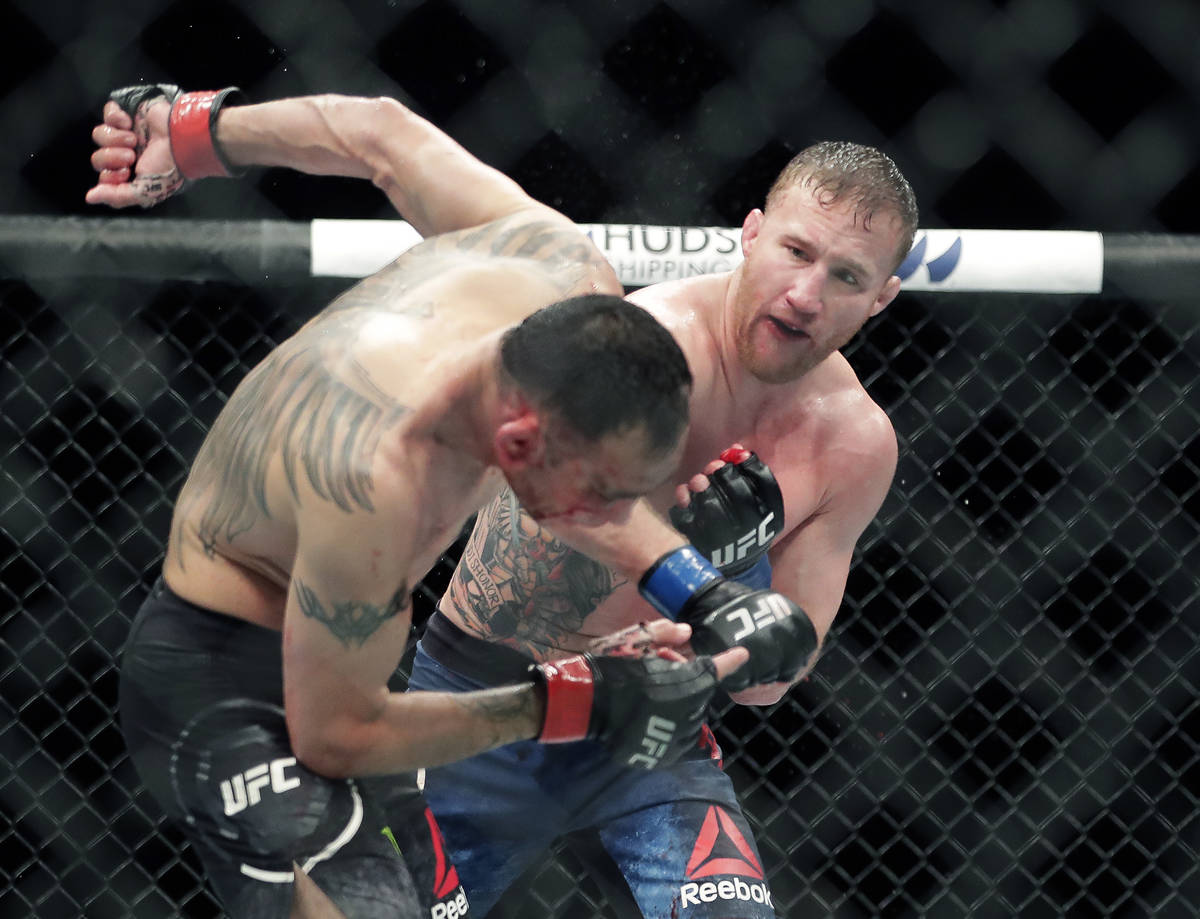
[
  {"xmin": 164, "ymin": 220, "xmax": 616, "ymax": 632},
  {"xmin": 101, "ymin": 90, "xmax": 748, "ymax": 919}
]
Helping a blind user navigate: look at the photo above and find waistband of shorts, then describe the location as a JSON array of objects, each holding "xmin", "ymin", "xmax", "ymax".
[
  {"xmin": 129, "ymin": 576, "xmax": 282, "ymax": 654},
  {"xmin": 420, "ymin": 612, "xmax": 536, "ymax": 686}
]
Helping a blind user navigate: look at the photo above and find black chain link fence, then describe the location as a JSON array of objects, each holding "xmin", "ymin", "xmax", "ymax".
[{"xmin": 3, "ymin": 0, "xmax": 1199, "ymax": 916}]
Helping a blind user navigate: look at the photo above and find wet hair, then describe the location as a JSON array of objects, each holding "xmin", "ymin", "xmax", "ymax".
[
  {"xmin": 499, "ymin": 294, "xmax": 691, "ymax": 455},
  {"xmin": 765, "ymin": 141, "xmax": 919, "ymax": 270}
]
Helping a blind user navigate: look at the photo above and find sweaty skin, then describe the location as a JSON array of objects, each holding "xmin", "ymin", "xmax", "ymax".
[
  {"xmin": 167, "ymin": 227, "xmax": 609, "ymax": 626},
  {"xmin": 88, "ymin": 92, "xmax": 895, "ymax": 719},
  {"xmin": 163, "ymin": 213, "xmax": 635, "ymax": 775},
  {"xmin": 442, "ymin": 182, "xmax": 903, "ymax": 705}
]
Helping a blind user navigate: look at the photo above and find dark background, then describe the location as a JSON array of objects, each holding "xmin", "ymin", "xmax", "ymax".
[
  {"xmin": 2, "ymin": 0, "xmax": 1199, "ymax": 917},
  {"xmin": 4, "ymin": 0, "xmax": 1200, "ymax": 232}
]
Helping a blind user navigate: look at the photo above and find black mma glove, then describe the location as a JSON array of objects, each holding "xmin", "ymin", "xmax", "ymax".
[
  {"xmin": 675, "ymin": 578, "xmax": 816, "ymax": 692},
  {"xmin": 669, "ymin": 445, "xmax": 784, "ymax": 587},
  {"xmin": 530, "ymin": 651, "xmax": 719, "ymax": 769},
  {"xmin": 638, "ymin": 545, "xmax": 816, "ymax": 693},
  {"xmin": 108, "ymin": 84, "xmax": 247, "ymax": 206}
]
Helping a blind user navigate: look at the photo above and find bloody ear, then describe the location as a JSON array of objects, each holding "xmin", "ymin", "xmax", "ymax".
[{"xmin": 494, "ymin": 413, "xmax": 543, "ymax": 467}]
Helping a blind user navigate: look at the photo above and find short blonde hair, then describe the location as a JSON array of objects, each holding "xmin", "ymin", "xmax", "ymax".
[{"xmin": 766, "ymin": 141, "xmax": 919, "ymax": 270}]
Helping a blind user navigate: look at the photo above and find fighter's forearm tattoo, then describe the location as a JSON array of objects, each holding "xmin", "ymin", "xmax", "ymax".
[
  {"xmin": 293, "ymin": 577, "xmax": 409, "ymax": 648},
  {"xmin": 453, "ymin": 684, "xmax": 541, "ymax": 743},
  {"xmin": 447, "ymin": 491, "xmax": 627, "ymax": 655}
]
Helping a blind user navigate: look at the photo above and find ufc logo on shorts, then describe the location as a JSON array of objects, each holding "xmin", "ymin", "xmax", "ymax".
[
  {"xmin": 627, "ymin": 715, "xmax": 676, "ymax": 769},
  {"xmin": 220, "ymin": 757, "xmax": 301, "ymax": 816},
  {"xmin": 724, "ymin": 593, "xmax": 790, "ymax": 643},
  {"xmin": 710, "ymin": 513, "xmax": 775, "ymax": 568}
]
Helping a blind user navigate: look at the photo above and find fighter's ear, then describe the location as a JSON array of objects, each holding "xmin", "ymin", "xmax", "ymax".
[
  {"xmin": 494, "ymin": 412, "xmax": 544, "ymax": 469},
  {"xmin": 870, "ymin": 274, "xmax": 902, "ymax": 317},
  {"xmin": 741, "ymin": 209, "xmax": 764, "ymax": 256}
]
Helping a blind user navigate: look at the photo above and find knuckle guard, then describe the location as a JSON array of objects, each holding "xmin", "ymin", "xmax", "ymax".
[
  {"xmin": 596, "ymin": 656, "xmax": 716, "ymax": 769},
  {"xmin": 687, "ymin": 582, "xmax": 816, "ymax": 691},
  {"xmin": 669, "ymin": 451, "xmax": 784, "ymax": 575},
  {"xmin": 110, "ymin": 83, "xmax": 181, "ymax": 118}
]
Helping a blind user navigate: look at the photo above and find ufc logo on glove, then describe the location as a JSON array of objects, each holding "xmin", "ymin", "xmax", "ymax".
[
  {"xmin": 710, "ymin": 512, "xmax": 776, "ymax": 569},
  {"xmin": 722, "ymin": 592, "xmax": 793, "ymax": 643},
  {"xmin": 628, "ymin": 715, "xmax": 678, "ymax": 769}
]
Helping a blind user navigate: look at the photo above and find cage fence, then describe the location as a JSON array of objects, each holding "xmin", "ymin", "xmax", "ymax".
[
  {"xmin": 2, "ymin": 0, "xmax": 1200, "ymax": 916},
  {"xmin": 2, "ymin": 233, "xmax": 1198, "ymax": 917}
]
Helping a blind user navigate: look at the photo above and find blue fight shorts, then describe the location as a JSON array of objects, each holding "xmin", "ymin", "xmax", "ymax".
[
  {"xmin": 409, "ymin": 613, "xmax": 778, "ymax": 919},
  {"xmin": 119, "ymin": 578, "xmax": 468, "ymax": 919}
]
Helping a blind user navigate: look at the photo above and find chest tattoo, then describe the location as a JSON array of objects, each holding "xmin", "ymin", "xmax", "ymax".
[{"xmin": 446, "ymin": 490, "xmax": 627, "ymax": 655}]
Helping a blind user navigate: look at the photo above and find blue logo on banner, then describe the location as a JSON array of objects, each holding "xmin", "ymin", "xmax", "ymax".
[{"xmin": 896, "ymin": 234, "xmax": 962, "ymax": 283}]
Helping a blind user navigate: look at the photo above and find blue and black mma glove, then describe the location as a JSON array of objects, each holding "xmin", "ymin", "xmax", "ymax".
[
  {"xmin": 644, "ymin": 447, "xmax": 816, "ymax": 692},
  {"xmin": 529, "ymin": 650, "xmax": 720, "ymax": 770}
]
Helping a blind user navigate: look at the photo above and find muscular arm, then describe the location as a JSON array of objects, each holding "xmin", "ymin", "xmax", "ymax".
[
  {"xmin": 89, "ymin": 91, "xmax": 577, "ymax": 239},
  {"xmin": 732, "ymin": 406, "xmax": 898, "ymax": 706},
  {"xmin": 284, "ymin": 490, "xmax": 544, "ymax": 779},
  {"xmin": 213, "ymin": 94, "xmax": 549, "ymax": 236},
  {"xmin": 542, "ymin": 499, "xmax": 688, "ymax": 581}
]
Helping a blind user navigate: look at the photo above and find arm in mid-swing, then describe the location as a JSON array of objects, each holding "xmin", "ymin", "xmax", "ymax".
[
  {"xmin": 214, "ymin": 94, "xmax": 551, "ymax": 236},
  {"xmin": 89, "ymin": 88, "xmax": 583, "ymax": 238}
]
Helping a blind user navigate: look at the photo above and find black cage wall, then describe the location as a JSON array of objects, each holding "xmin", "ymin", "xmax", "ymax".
[{"xmin": 2, "ymin": 0, "xmax": 1199, "ymax": 917}]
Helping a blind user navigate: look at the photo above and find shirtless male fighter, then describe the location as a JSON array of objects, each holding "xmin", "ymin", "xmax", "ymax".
[
  {"xmin": 85, "ymin": 86, "xmax": 798, "ymax": 919},
  {"xmin": 89, "ymin": 85, "xmax": 914, "ymax": 917}
]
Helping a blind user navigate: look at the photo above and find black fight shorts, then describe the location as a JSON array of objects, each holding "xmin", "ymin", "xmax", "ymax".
[{"xmin": 119, "ymin": 578, "xmax": 468, "ymax": 919}]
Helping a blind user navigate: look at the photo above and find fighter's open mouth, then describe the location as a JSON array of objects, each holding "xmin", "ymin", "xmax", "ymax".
[{"xmin": 768, "ymin": 316, "xmax": 808, "ymax": 338}]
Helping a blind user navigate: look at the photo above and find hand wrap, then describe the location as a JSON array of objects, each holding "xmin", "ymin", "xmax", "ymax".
[
  {"xmin": 109, "ymin": 84, "xmax": 246, "ymax": 195},
  {"xmin": 530, "ymin": 651, "xmax": 719, "ymax": 770}
]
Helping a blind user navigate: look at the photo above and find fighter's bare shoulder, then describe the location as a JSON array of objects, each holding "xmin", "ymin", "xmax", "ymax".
[
  {"xmin": 771, "ymin": 354, "xmax": 897, "ymax": 522},
  {"xmin": 625, "ymin": 273, "xmax": 727, "ymax": 321}
]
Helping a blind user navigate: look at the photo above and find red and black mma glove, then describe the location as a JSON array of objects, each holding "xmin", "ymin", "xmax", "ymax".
[
  {"xmin": 109, "ymin": 84, "xmax": 247, "ymax": 206},
  {"xmin": 669, "ymin": 445, "xmax": 784, "ymax": 589},
  {"xmin": 529, "ymin": 652, "xmax": 719, "ymax": 770}
]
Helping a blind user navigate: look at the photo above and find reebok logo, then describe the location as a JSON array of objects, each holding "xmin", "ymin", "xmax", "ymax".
[
  {"xmin": 679, "ymin": 877, "xmax": 773, "ymax": 909},
  {"xmin": 424, "ymin": 807, "xmax": 468, "ymax": 918},
  {"xmin": 219, "ymin": 756, "xmax": 300, "ymax": 816},
  {"xmin": 430, "ymin": 892, "xmax": 469, "ymax": 919},
  {"xmin": 710, "ymin": 513, "xmax": 776, "ymax": 568},
  {"xmin": 678, "ymin": 806, "xmax": 773, "ymax": 910}
]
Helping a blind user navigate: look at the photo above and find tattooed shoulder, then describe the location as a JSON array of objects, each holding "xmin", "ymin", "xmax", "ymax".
[
  {"xmin": 446, "ymin": 490, "xmax": 627, "ymax": 654},
  {"xmin": 174, "ymin": 322, "xmax": 409, "ymax": 563}
]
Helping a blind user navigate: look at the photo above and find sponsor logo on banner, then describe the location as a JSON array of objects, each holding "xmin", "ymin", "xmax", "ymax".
[
  {"xmin": 677, "ymin": 805, "xmax": 773, "ymax": 910},
  {"xmin": 896, "ymin": 233, "xmax": 963, "ymax": 284},
  {"xmin": 582, "ymin": 224, "xmax": 743, "ymax": 285}
]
